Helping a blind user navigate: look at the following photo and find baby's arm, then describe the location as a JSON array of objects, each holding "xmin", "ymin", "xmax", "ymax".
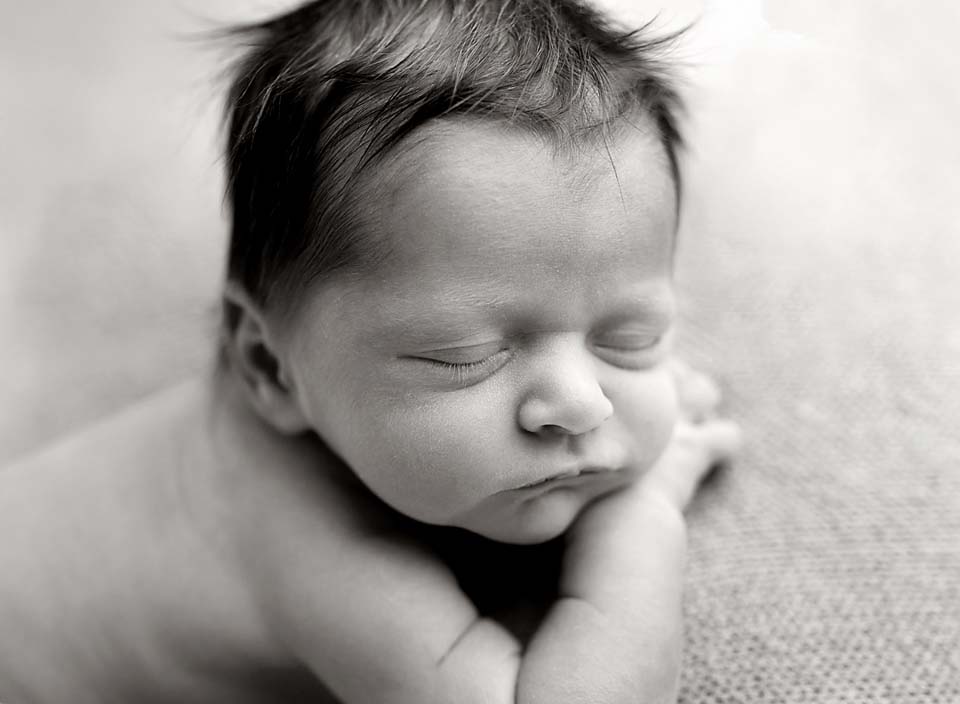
[
  {"xmin": 514, "ymin": 364, "xmax": 739, "ymax": 702},
  {"xmin": 285, "ymin": 534, "xmax": 521, "ymax": 704},
  {"xmin": 277, "ymin": 386, "xmax": 737, "ymax": 703},
  {"xmin": 517, "ymin": 416, "xmax": 740, "ymax": 703}
]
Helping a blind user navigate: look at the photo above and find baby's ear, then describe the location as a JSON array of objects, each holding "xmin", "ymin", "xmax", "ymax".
[{"xmin": 221, "ymin": 283, "xmax": 311, "ymax": 435}]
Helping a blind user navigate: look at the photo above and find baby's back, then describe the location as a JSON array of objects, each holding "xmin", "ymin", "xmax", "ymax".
[{"xmin": 0, "ymin": 380, "xmax": 334, "ymax": 703}]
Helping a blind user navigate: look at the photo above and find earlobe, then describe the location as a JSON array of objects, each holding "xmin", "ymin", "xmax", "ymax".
[{"xmin": 221, "ymin": 283, "xmax": 311, "ymax": 435}]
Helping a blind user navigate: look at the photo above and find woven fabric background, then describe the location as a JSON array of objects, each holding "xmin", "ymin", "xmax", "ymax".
[
  {"xmin": 675, "ymin": 6, "xmax": 960, "ymax": 700},
  {"xmin": 2, "ymin": 1, "xmax": 958, "ymax": 701}
]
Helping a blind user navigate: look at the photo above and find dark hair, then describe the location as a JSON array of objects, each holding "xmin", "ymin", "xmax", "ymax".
[{"xmin": 223, "ymin": 0, "xmax": 685, "ymax": 318}]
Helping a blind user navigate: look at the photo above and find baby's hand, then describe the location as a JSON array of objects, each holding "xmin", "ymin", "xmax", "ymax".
[
  {"xmin": 548, "ymin": 362, "xmax": 741, "ymax": 703},
  {"xmin": 569, "ymin": 360, "xmax": 740, "ymax": 548},
  {"xmin": 670, "ymin": 358, "xmax": 724, "ymax": 424},
  {"xmin": 643, "ymin": 359, "xmax": 743, "ymax": 511}
]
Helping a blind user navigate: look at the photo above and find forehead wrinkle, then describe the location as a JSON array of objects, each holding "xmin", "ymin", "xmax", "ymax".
[{"xmin": 369, "ymin": 121, "xmax": 568, "ymax": 227}]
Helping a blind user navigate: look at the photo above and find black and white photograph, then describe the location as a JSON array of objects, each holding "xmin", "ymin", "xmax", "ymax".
[{"xmin": 1, "ymin": 0, "xmax": 958, "ymax": 701}]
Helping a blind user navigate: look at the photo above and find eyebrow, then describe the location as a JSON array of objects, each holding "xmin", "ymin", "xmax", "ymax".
[
  {"xmin": 370, "ymin": 311, "xmax": 507, "ymax": 348},
  {"xmin": 356, "ymin": 289, "xmax": 511, "ymax": 343}
]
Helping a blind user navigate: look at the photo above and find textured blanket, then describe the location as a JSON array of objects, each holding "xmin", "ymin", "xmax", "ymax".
[{"xmin": 676, "ymin": 7, "xmax": 960, "ymax": 699}]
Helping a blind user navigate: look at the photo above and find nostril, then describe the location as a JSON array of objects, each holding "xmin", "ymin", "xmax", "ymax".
[{"xmin": 517, "ymin": 419, "xmax": 562, "ymax": 438}]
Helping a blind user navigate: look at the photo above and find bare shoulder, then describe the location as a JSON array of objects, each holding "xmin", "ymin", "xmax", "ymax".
[
  {"xmin": 0, "ymin": 377, "xmax": 226, "ymax": 572},
  {"xmin": 0, "ymin": 377, "xmax": 209, "ymax": 534},
  {"xmin": 0, "ymin": 378, "xmax": 293, "ymax": 701}
]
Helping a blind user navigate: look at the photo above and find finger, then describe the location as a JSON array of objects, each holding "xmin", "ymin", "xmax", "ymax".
[
  {"xmin": 691, "ymin": 419, "xmax": 743, "ymax": 466},
  {"xmin": 643, "ymin": 419, "xmax": 743, "ymax": 511},
  {"xmin": 670, "ymin": 360, "xmax": 723, "ymax": 422}
]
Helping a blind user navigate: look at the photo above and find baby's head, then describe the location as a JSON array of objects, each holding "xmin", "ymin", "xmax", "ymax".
[{"xmin": 221, "ymin": 0, "xmax": 685, "ymax": 544}]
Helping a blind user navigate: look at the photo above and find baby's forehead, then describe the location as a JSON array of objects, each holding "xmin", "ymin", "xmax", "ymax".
[
  {"xmin": 337, "ymin": 118, "xmax": 677, "ymax": 296},
  {"xmin": 369, "ymin": 118, "xmax": 673, "ymax": 217}
]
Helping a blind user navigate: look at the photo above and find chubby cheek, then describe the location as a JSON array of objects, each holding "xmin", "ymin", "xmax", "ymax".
[
  {"xmin": 608, "ymin": 366, "xmax": 679, "ymax": 473},
  {"xmin": 328, "ymin": 385, "xmax": 516, "ymax": 525}
]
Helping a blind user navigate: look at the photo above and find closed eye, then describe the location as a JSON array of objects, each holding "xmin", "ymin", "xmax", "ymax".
[
  {"xmin": 592, "ymin": 329, "xmax": 669, "ymax": 368},
  {"xmin": 593, "ymin": 331, "xmax": 662, "ymax": 351},
  {"xmin": 407, "ymin": 344, "xmax": 511, "ymax": 386}
]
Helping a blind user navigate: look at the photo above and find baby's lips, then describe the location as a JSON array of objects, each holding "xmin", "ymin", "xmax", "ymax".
[{"xmin": 512, "ymin": 463, "xmax": 624, "ymax": 491}]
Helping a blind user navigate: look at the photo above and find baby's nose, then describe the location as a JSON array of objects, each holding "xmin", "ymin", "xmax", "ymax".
[{"xmin": 517, "ymin": 344, "xmax": 613, "ymax": 437}]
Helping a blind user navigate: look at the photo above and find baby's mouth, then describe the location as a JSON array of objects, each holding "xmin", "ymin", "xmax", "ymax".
[{"xmin": 513, "ymin": 466, "xmax": 613, "ymax": 491}]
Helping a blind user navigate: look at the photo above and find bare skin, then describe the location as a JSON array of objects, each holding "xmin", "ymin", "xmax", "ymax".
[
  {"xmin": 0, "ymin": 362, "xmax": 738, "ymax": 704},
  {"xmin": 1, "ymin": 126, "xmax": 741, "ymax": 703}
]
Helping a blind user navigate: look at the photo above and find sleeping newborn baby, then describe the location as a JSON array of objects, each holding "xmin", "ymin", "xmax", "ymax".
[{"xmin": 0, "ymin": 1, "xmax": 740, "ymax": 702}]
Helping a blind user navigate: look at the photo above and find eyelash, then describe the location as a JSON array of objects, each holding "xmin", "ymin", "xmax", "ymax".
[
  {"xmin": 421, "ymin": 350, "xmax": 510, "ymax": 384},
  {"xmin": 594, "ymin": 334, "xmax": 663, "ymax": 352},
  {"xmin": 427, "ymin": 359, "xmax": 488, "ymax": 380}
]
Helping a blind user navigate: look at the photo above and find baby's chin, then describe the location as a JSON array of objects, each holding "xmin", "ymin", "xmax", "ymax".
[{"xmin": 461, "ymin": 487, "xmax": 595, "ymax": 545}]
